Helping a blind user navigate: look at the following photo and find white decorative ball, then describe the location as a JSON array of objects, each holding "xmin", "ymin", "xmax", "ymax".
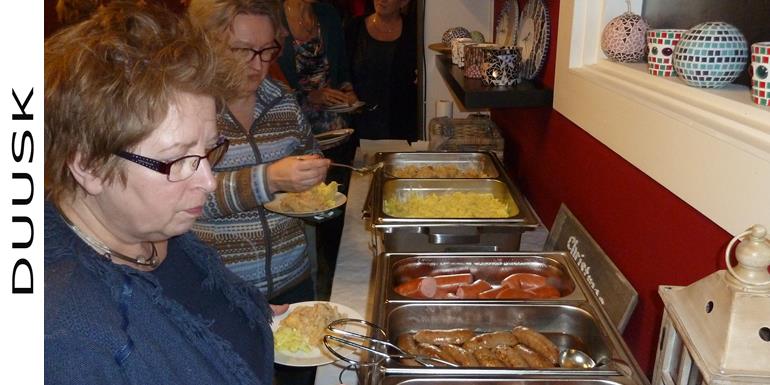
[
  {"xmin": 601, "ymin": 12, "xmax": 649, "ymax": 63},
  {"xmin": 673, "ymin": 21, "xmax": 748, "ymax": 88}
]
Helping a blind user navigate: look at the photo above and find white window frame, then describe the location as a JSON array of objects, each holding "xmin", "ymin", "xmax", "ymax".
[{"xmin": 553, "ymin": 0, "xmax": 770, "ymax": 234}]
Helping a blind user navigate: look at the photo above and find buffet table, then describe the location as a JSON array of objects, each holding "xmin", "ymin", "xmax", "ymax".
[{"xmin": 314, "ymin": 141, "xmax": 548, "ymax": 385}]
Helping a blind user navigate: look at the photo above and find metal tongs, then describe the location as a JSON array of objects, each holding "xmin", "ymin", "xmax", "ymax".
[{"xmin": 322, "ymin": 318, "xmax": 458, "ymax": 369}]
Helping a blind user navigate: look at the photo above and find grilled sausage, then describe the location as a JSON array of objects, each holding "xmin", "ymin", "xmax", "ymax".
[
  {"xmin": 455, "ymin": 279, "xmax": 493, "ymax": 299},
  {"xmin": 396, "ymin": 333, "xmax": 419, "ymax": 355},
  {"xmin": 414, "ymin": 328, "xmax": 476, "ymax": 345},
  {"xmin": 416, "ymin": 342, "xmax": 455, "ymax": 365},
  {"xmin": 493, "ymin": 345, "xmax": 529, "ymax": 368},
  {"xmin": 513, "ymin": 343, "xmax": 555, "ymax": 368},
  {"xmin": 472, "ymin": 347, "xmax": 505, "ymax": 367},
  {"xmin": 512, "ymin": 326, "xmax": 559, "ymax": 365},
  {"xmin": 440, "ymin": 343, "xmax": 479, "ymax": 367},
  {"xmin": 462, "ymin": 331, "xmax": 518, "ymax": 351},
  {"xmin": 394, "ymin": 277, "xmax": 437, "ymax": 298}
]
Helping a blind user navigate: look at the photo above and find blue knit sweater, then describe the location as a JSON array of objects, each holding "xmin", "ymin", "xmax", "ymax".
[{"xmin": 44, "ymin": 202, "xmax": 274, "ymax": 385}]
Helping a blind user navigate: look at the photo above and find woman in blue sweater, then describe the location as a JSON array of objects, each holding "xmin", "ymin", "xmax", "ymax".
[{"xmin": 44, "ymin": 2, "xmax": 277, "ymax": 384}]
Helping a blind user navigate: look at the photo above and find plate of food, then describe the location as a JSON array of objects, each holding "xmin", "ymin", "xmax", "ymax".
[
  {"xmin": 272, "ymin": 301, "xmax": 364, "ymax": 367},
  {"xmin": 264, "ymin": 182, "xmax": 347, "ymax": 217},
  {"xmin": 324, "ymin": 100, "xmax": 365, "ymax": 113},
  {"xmin": 315, "ymin": 128, "xmax": 354, "ymax": 149}
]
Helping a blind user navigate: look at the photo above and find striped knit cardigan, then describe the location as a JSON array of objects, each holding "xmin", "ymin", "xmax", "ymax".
[{"xmin": 193, "ymin": 77, "xmax": 321, "ymax": 299}]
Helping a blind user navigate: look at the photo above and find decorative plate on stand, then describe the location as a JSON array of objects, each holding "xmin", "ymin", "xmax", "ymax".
[
  {"xmin": 495, "ymin": 0, "xmax": 519, "ymax": 47},
  {"xmin": 516, "ymin": 0, "xmax": 550, "ymax": 80}
]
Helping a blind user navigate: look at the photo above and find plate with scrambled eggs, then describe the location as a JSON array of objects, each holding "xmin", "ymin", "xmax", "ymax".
[
  {"xmin": 264, "ymin": 182, "xmax": 347, "ymax": 217},
  {"xmin": 272, "ymin": 301, "xmax": 363, "ymax": 367}
]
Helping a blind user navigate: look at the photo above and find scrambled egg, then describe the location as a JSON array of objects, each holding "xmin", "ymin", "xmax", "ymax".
[
  {"xmin": 274, "ymin": 303, "xmax": 345, "ymax": 353},
  {"xmin": 391, "ymin": 165, "xmax": 489, "ymax": 178},
  {"xmin": 279, "ymin": 182, "xmax": 339, "ymax": 213},
  {"xmin": 384, "ymin": 192, "xmax": 516, "ymax": 218}
]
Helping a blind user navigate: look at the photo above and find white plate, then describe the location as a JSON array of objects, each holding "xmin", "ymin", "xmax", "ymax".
[
  {"xmin": 495, "ymin": 0, "xmax": 519, "ymax": 46},
  {"xmin": 315, "ymin": 128, "xmax": 354, "ymax": 148},
  {"xmin": 272, "ymin": 301, "xmax": 363, "ymax": 367},
  {"xmin": 263, "ymin": 192, "xmax": 347, "ymax": 218},
  {"xmin": 324, "ymin": 101, "xmax": 365, "ymax": 113}
]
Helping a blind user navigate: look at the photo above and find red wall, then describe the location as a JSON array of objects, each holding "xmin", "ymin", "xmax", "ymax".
[{"xmin": 492, "ymin": 0, "xmax": 732, "ymax": 376}]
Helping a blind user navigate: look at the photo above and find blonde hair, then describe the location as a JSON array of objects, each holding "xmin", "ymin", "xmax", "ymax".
[
  {"xmin": 45, "ymin": 0, "xmax": 243, "ymax": 204},
  {"xmin": 187, "ymin": 0, "xmax": 286, "ymax": 43}
]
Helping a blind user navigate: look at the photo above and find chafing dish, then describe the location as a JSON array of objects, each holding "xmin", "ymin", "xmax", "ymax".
[
  {"xmin": 377, "ymin": 377, "xmax": 638, "ymax": 385},
  {"xmin": 381, "ymin": 252, "xmax": 584, "ymax": 303},
  {"xmin": 379, "ymin": 152, "xmax": 500, "ymax": 178},
  {"xmin": 366, "ymin": 152, "xmax": 538, "ymax": 252},
  {"xmin": 361, "ymin": 303, "xmax": 646, "ymax": 385}
]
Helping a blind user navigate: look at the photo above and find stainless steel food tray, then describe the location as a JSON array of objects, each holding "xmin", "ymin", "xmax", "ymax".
[
  {"xmin": 379, "ymin": 252, "xmax": 585, "ymax": 303},
  {"xmin": 366, "ymin": 155, "xmax": 539, "ymax": 252},
  {"xmin": 379, "ymin": 152, "xmax": 500, "ymax": 179},
  {"xmin": 376, "ymin": 376, "xmax": 641, "ymax": 385},
  {"xmin": 364, "ymin": 302, "xmax": 645, "ymax": 385}
]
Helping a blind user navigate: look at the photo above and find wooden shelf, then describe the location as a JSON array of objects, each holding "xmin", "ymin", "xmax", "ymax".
[{"xmin": 435, "ymin": 54, "xmax": 553, "ymax": 109}]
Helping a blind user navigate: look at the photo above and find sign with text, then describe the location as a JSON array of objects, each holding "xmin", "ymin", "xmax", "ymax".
[{"xmin": 545, "ymin": 204, "xmax": 638, "ymax": 332}]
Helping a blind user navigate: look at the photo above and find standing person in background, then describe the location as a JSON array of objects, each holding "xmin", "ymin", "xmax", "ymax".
[
  {"xmin": 278, "ymin": 0, "xmax": 358, "ymax": 135},
  {"xmin": 279, "ymin": 0, "xmax": 358, "ymax": 300},
  {"xmin": 188, "ymin": 1, "xmax": 329, "ymax": 383},
  {"xmin": 346, "ymin": 0, "xmax": 417, "ymax": 141}
]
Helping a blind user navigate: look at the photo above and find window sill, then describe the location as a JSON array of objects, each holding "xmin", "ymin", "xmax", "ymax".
[{"xmin": 553, "ymin": 0, "xmax": 770, "ymax": 234}]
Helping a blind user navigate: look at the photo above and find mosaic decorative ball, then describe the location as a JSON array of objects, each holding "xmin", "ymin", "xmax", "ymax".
[
  {"xmin": 442, "ymin": 27, "xmax": 471, "ymax": 46},
  {"xmin": 673, "ymin": 22, "xmax": 748, "ymax": 88},
  {"xmin": 601, "ymin": 12, "xmax": 649, "ymax": 63},
  {"xmin": 751, "ymin": 42, "xmax": 770, "ymax": 106},
  {"xmin": 470, "ymin": 30, "xmax": 486, "ymax": 43}
]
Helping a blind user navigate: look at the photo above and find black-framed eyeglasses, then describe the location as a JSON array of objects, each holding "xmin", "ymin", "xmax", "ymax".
[
  {"xmin": 115, "ymin": 138, "xmax": 230, "ymax": 182},
  {"xmin": 231, "ymin": 41, "xmax": 282, "ymax": 63}
]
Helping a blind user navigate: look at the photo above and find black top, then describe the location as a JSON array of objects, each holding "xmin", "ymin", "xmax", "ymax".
[
  {"xmin": 346, "ymin": 14, "xmax": 418, "ymax": 141},
  {"xmin": 151, "ymin": 247, "xmax": 264, "ymax": 376}
]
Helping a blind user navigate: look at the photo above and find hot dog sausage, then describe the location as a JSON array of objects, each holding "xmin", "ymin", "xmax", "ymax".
[
  {"xmin": 528, "ymin": 285, "xmax": 560, "ymax": 298},
  {"xmin": 413, "ymin": 328, "xmax": 476, "ymax": 345},
  {"xmin": 455, "ymin": 279, "xmax": 493, "ymax": 299},
  {"xmin": 478, "ymin": 287, "xmax": 505, "ymax": 299},
  {"xmin": 496, "ymin": 287, "xmax": 535, "ymax": 299},
  {"xmin": 394, "ymin": 276, "xmax": 437, "ymax": 298},
  {"xmin": 493, "ymin": 345, "xmax": 528, "ymax": 368},
  {"xmin": 462, "ymin": 331, "xmax": 518, "ymax": 351},
  {"xmin": 513, "ymin": 343, "xmax": 555, "ymax": 368},
  {"xmin": 433, "ymin": 273, "xmax": 474, "ymax": 286},
  {"xmin": 512, "ymin": 326, "xmax": 559, "ymax": 365},
  {"xmin": 501, "ymin": 273, "xmax": 548, "ymax": 290},
  {"xmin": 472, "ymin": 347, "xmax": 505, "ymax": 367},
  {"xmin": 416, "ymin": 342, "xmax": 455, "ymax": 365},
  {"xmin": 440, "ymin": 343, "xmax": 479, "ymax": 367}
]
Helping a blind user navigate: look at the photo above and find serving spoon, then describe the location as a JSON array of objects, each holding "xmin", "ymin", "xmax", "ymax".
[
  {"xmin": 330, "ymin": 162, "xmax": 384, "ymax": 174},
  {"xmin": 559, "ymin": 349, "xmax": 596, "ymax": 369}
]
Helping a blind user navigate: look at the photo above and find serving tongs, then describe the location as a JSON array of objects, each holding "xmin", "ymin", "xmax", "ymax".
[{"xmin": 322, "ymin": 318, "xmax": 458, "ymax": 369}]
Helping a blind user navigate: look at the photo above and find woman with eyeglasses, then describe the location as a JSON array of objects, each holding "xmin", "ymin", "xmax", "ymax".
[
  {"xmin": 44, "ymin": 2, "xmax": 277, "ymax": 384},
  {"xmin": 188, "ymin": 2, "xmax": 329, "ymax": 383}
]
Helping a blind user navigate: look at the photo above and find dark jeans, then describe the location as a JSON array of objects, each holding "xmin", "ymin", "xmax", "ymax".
[
  {"xmin": 272, "ymin": 277, "xmax": 316, "ymax": 385},
  {"xmin": 316, "ymin": 139, "xmax": 356, "ymax": 300}
]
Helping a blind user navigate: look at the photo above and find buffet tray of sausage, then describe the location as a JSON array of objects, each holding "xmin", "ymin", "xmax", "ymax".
[
  {"xmin": 351, "ymin": 251, "xmax": 650, "ymax": 385},
  {"xmin": 364, "ymin": 152, "xmax": 539, "ymax": 252}
]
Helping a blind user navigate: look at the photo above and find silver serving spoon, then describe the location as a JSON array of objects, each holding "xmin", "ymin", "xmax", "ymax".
[
  {"xmin": 330, "ymin": 162, "xmax": 384, "ymax": 174},
  {"xmin": 559, "ymin": 349, "xmax": 596, "ymax": 369}
]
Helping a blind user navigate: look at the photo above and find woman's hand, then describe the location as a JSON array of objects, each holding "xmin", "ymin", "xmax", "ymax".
[
  {"xmin": 266, "ymin": 154, "xmax": 330, "ymax": 193},
  {"xmin": 270, "ymin": 303, "xmax": 290, "ymax": 316},
  {"xmin": 308, "ymin": 87, "xmax": 352, "ymax": 106}
]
